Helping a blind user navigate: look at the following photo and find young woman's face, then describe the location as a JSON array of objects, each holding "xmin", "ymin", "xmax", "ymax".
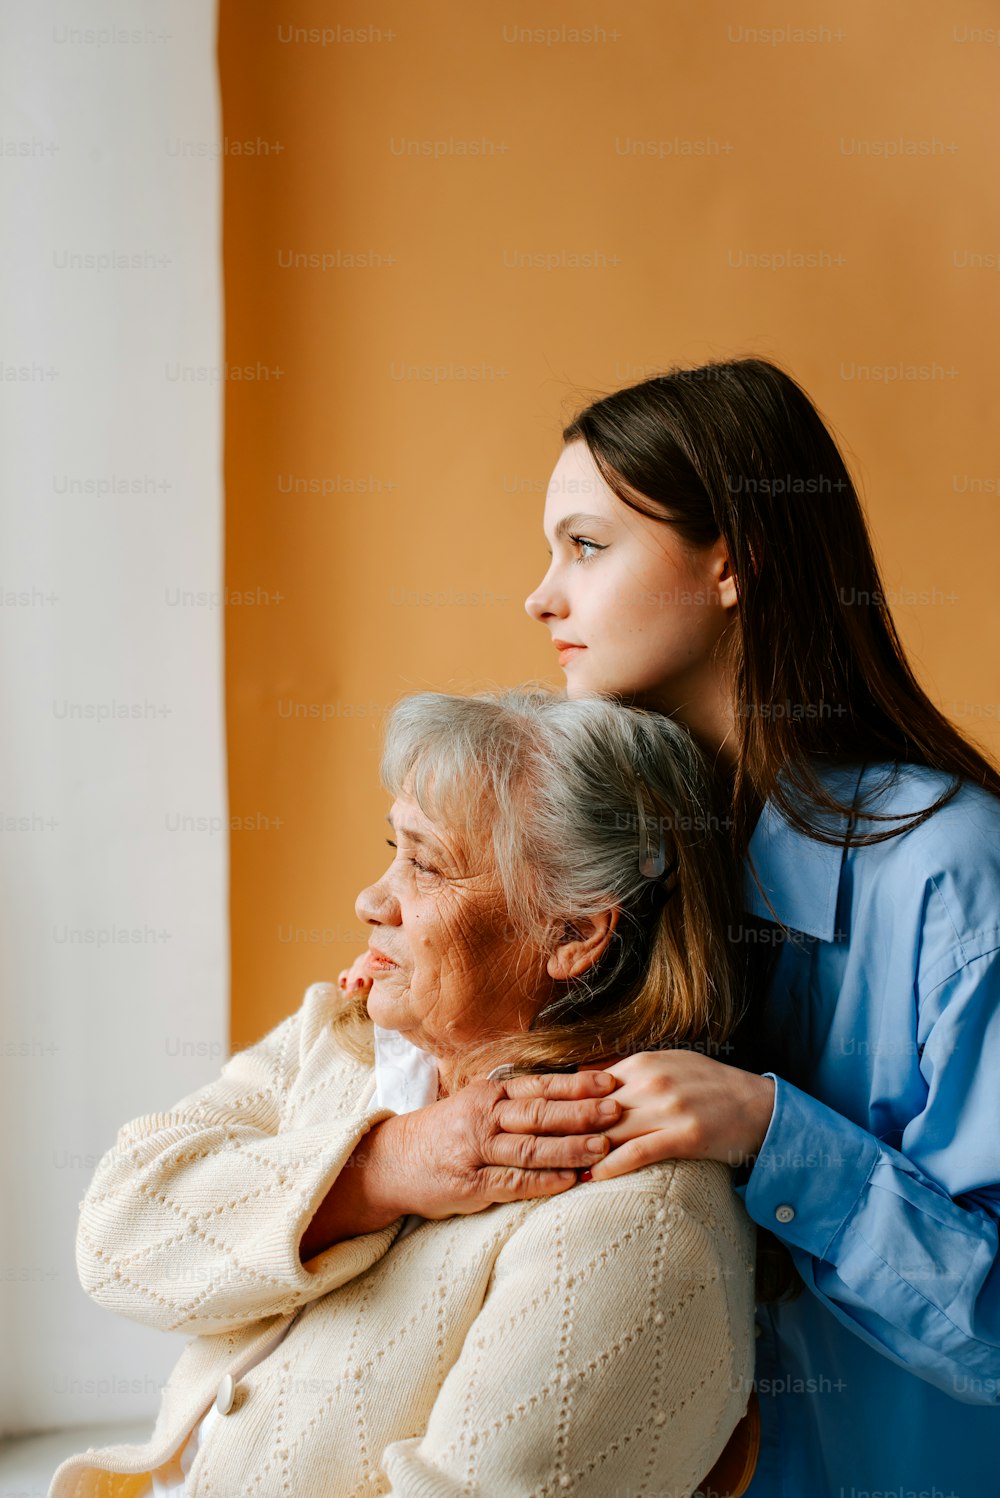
[{"xmin": 524, "ymin": 440, "xmax": 736, "ymax": 718}]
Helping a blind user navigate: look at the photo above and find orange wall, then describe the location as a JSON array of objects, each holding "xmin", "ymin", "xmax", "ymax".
[{"xmin": 219, "ymin": 0, "xmax": 1000, "ymax": 1049}]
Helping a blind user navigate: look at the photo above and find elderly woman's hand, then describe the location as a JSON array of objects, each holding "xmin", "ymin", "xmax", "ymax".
[
  {"xmin": 303, "ymin": 1068, "xmax": 623, "ymax": 1255},
  {"xmin": 333, "ymin": 966, "xmax": 770, "ymax": 1205},
  {"xmin": 301, "ymin": 962, "xmax": 625, "ymax": 1254},
  {"xmin": 390, "ymin": 1069, "xmax": 624, "ymax": 1218},
  {"xmin": 334, "ymin": 959, "xmax": 623, "ymax": 1207}
]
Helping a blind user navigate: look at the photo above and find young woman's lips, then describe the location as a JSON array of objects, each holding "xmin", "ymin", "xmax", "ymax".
[{"xmin": 552, "ymin": 638, "xmax": 586, "ymax": 665}]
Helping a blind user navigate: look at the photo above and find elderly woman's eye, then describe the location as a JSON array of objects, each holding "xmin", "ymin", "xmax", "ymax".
[{"xmin": 385, "ymin": 837, "xmax": 434, "ymax": 875}]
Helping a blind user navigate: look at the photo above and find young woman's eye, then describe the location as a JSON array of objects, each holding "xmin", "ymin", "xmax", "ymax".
[
  {"xmin": 384, "ymin": 838, "xmax": 434, "ymax": 875},
  {"xmin": 570, "ymin": 534, "xmax": 606, "ymax": 563}
]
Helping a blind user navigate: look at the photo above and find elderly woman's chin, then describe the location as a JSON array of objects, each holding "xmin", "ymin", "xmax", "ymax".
[
  {"xmin": 360, "ymin": 969, "xmax": 448, "ymax": 1058},
  {"xmin": 362, "ymin": 968, "xmax": 411, "ymax": 1032}
]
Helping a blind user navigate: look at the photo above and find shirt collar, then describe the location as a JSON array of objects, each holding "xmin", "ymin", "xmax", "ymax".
[
  {"xmin": 743, "ymin": 761, "xmax": 867, "ymax": 942},
  {"xmin": 373, "ymin": 1024, "xmax": 440, "ymax": 1112}
]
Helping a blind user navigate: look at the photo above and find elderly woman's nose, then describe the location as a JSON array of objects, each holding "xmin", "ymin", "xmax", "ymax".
[{"xmin": 354, "ymin": 874, "xmax": 399, "ymax": 926}]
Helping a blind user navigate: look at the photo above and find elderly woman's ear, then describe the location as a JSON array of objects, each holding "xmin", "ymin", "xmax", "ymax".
[{"xmin": 545, "ymin": 906, "xmax": 620, "ymax": 980}]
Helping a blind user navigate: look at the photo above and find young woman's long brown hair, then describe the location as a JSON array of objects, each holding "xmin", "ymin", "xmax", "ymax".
[{"xmin": 563, "ymin": 357, "xmax": 1000, "ymax": 861}]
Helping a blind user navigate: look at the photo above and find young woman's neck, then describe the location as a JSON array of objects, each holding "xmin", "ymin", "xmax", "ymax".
[{"xmin": 644, "ymin": 661, "xmax": 739, "ymax": 774}]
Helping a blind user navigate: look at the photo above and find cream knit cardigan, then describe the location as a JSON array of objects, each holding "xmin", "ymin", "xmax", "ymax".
[{"xmin": 50, "ymin": 981, "xmax": 756, "ymax": 1498}]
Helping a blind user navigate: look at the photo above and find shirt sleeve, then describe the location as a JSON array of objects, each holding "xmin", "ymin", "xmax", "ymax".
[
  {"xmin": 75, "ymin": 981, "xmax": 402, "ymax": 1337},
  {"xmin": 737, "ymin": 936, "xmax": 1000, "ymax": 1404},
  {"xmin": 380, "ymin": 1162, "xmax": 757, "ymax": 1497}
]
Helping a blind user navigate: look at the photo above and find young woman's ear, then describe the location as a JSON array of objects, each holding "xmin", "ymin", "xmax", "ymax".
[
  {"xmin": 711, "ymin": 538, "xmax": 739, "ymax": 610},
  {"xmin": 546, "ymin": 908, "xmax": 620, "ymax": 980}
]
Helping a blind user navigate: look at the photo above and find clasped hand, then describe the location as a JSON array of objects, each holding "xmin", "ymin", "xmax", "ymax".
[{"xmin": 339, "ymin": 959, "xmax": 776, "ymax": 1218}]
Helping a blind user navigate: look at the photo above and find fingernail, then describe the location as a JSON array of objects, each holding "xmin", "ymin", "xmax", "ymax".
[
  {"xmin": 578, "ymin": 1169, "xmax": 593, "ymax": 1183},
  {"xmin": 586, "ymin": 1136, "xmax": 605, "ymax": 1154},
  {"xmin": 598, "ymin": 1098, "xmax": 618, "ymax": 1116}
]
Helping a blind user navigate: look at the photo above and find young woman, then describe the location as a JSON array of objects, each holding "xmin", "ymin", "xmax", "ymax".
[
  {"xmin": 336, "ymin": 357, "xmax": 1000, "ymax": 1496},
  {"xmin": 514, "ymin": 356, "xmax": 999, "ymax": 1492}
]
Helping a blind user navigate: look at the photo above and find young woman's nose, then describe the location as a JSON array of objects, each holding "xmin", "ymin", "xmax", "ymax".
[
  {"xmin": 354, "ymin": 874, "xmax": 400, "ymax": 927},
  {"xmin": 524, "ymin": 565, "xmax": 566, "ymax": 624}
]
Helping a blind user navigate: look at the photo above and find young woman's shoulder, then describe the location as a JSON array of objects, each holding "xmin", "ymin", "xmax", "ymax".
[
  {"xmin": 851, "ymin": 763, "xmax": 1000, "ymax": 983},
  {"xmin": 854, "ymin": 761, "xmax": 1000, "ymax": 868}
]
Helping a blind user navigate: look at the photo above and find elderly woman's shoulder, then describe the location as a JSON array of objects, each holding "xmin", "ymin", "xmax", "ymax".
[
  {"xmin": 588, "ymin": 1157, "xmax": 752, "ymax": 1246},
  {"xmin": 275, "ymin": 980, "xmax": 378, "ymax": 1097},
  {"xmin": 300, "ymin": 980, "xmax": 373, "ymax": 1061},
  {"xmin": 520, "ymin": 1157, "xmax": 755, "ymax": 1285},
  {"xmin": 505, "ymin": 1158, "xmax": 755, "ymax": 1323}
]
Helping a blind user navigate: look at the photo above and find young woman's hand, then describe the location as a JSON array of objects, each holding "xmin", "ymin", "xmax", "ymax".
[{"xmin": 580, "ymin": 1051, "xmax": 776, "ymax": 1180}]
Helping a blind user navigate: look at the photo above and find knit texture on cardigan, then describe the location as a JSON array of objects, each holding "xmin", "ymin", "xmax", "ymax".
[{"xmin": 49, "ymin": 982, "xmax": 756, "ymax": 1498}]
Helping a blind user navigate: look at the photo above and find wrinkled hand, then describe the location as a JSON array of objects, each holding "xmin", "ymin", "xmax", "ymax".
[
  {"xmin": 582, "ymin": 1050, "xmax": 776, "ymax": 1181},
  {"xmin": 381, "ymin": 1071, "xmax": 624, "ymax": 1219},
  {"xmin": 335, "ymin": 953, "xmax": 624, "ymax": 1220}
]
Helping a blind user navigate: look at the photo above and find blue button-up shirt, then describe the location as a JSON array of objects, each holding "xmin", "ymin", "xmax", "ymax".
[{"xmin": 737, "ymin": 760, "xmax": 1000, "ymax": 1497}]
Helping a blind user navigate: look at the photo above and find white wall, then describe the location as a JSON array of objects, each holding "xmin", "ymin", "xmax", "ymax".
[{"xmin": 0, "ymin": 2, "xmax": 227, "ymax": 1436}]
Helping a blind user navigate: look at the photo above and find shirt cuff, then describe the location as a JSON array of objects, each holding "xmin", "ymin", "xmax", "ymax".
[{"xmin": 734, "ymin": 1074, "xmax": 881, "ymax": 1259}]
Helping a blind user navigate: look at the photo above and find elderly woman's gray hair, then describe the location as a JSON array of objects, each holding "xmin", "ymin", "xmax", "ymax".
[{"xmin": 337, "ymin": 685, "xmax": 744, "ymax": 1081}]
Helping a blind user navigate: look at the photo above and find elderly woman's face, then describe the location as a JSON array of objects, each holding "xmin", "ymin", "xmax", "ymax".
[{"xmin": 353, "ymin": 790, "xmax": 554, "ymax": 1064}]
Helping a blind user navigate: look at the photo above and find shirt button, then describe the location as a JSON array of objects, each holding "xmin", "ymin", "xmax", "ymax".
[
  {"xmin": 775, "ymin": 1203, "xmax": 795, "ymax": 1224},
  {"xmin": 215, "ymin": 1374, "xmax": 237, "ymax": 1415}
]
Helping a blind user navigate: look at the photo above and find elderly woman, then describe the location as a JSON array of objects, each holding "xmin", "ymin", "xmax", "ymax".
[{"xmin": 51, "ymin": 687, "xmax": 755, "ymax": 1498}]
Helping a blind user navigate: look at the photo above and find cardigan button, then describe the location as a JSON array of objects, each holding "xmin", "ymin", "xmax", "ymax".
[
  {"xmin": 775, "ymin": 1203, "xmax": 795, "ymax": 1224},
  {"xmin": 215, "ymin": 1374, "xmax": 237, "ymax": 1415}
]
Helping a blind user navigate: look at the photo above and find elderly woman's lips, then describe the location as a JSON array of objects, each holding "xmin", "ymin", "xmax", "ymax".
[{"xmin": 366, "ymin": 950, "xmax": 398, "ymax": 972}]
